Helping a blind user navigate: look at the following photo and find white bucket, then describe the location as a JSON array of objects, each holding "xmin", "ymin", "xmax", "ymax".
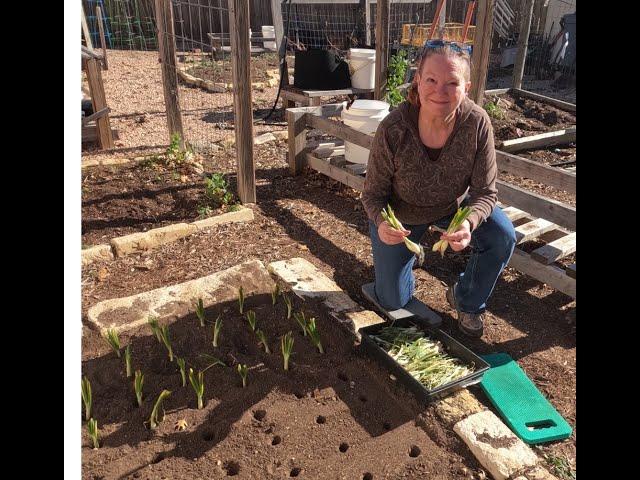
[
  {"xmin": 341, "ymin": 99, "xmax": 390, "ymax": 164},
  {"xmin": 262, "ymin": 25, "xmax": 276, "ymax": 50},
  {"xmin": 349, "ymin": 48, "xmax": 376, "ymax": 89}
]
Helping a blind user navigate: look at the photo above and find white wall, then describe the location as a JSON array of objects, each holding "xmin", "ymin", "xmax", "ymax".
[{"xmin": 544, "ymin": 0, "xmax": 576, "ymax": 37}]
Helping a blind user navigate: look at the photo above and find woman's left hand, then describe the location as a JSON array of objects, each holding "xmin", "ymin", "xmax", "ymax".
[{"xmin": 441, "ymin": 220, "xmax": 471, "ymax": 251}]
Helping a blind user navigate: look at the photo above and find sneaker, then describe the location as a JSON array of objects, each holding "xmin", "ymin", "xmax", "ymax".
[{"xmin": 446, "ymin": 283, "xmax": 484, "ymax": 338}]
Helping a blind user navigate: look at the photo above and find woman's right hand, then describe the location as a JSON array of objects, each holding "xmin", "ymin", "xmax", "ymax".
[{"xmin": 378, "ymin": 221, "xmax": 411, "ymax": 245}]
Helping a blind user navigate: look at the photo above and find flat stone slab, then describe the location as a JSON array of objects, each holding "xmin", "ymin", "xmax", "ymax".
[
  {"xmin": 453, "ymin": 410, "xmax": 539, "ymax": 480},
  {"xmin": 434, "ymin": 389, "xmax": 486, "ymax": 427},
  {"xmin": 87, "ymin": 259, "xmax": 274, "ymax": 334},
  {"xmin": 82, "ymin": 244, "xmax": 114, "ymax": 266},
  {"xmin": 268, "ymin": 257, "xmax": 360, "ymax": 314},
  {"xmin": 110, "ymin": 223, "xmax": 198, "ymax": 257},
  {"xmin": 361, "ymin": 282, "xmax": 442, "ymax": 327},
  {"xmin": 192, "ymin": 206, "xmax": 254, "ymax": 230}
]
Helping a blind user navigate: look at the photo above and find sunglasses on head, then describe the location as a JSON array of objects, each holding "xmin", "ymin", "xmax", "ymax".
[{"xmin": 421, "ymin": 39, "xmax": 472, "ymax": 55}]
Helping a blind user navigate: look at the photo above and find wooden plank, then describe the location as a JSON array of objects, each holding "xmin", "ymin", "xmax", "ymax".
[
  {"xmin": 306, "ymin": 114, "xmax": 374, "ymax": 149},
  {"xmin": 497, "ymin": 180, "xmax": 576, "ymax": 230},
  {"xmin": 514, "ymin": 218, "xmax": 556, "ymax": 244},
  {"xmin": 496, "ymin": 150, "xmax": 576, "ymax": 194},
  {"xmin": 508, "ymin": 249, "xmax": 575, "ymax": 298},
  {"xmin": 229, "ymin": 0, "xmax": 256, "ymax": 203},
  {"xmin": 84, "ymin": 57, "xmax": 114, "ymax": 150},
  {"xmin": 82, "ymin": 126, "xmax": 119, "ymax": 143},
  {"xmin": 531, "ymin": 232, "xmax": 576, "ymax": 265},
  {"xmin": 81, "ymin": 45, "xmax": 103, "ymax": 60},
  {"xmin": 304, "ymin": 153, "xmax": 366, "ymax": 191},
  {"xmin": 484, "ymin": 88, "xmax": 511, "ymax": 95},
  {"xmin": 511, "ymin": 87, "xmax": 576, "ymax": 113},
  {"xmin": 155, "ymin": 0, "xmax": 185, "ymax": 144},
  {"xmin": 374, "ymin": 0, "xmax": 389, "ymax": 100},
  {"xmin": 270, "ymin": 0, "xmax": 284, "ymax": 52},
  {"xmin": 281, "ymin": 87, "xmax": 312, "ymax": 106},
  {"xmin": 501, "ymin": 127, "xmax": 576, "ymax": 153},
  {"xmin": 470, "ymin": 0, "xmax": 495, "ymax": 104},
  {"xmin": 96, "ymin": 5, "xmax": 108, "ymax": 70},
  {"xmin": 501, "ymin": 206, "xmax": 529, "ymax": 222},
  {"xmin": 513, "ymin": 0, "xmax": 534, "ymax": 89},
  {"xmin": 300, "ymin": 87, "xmax": 374, "ymax": 97},
  {"xmin": 81, "ymin": 3, "xmax": 93, "ymax": 50},
  {"xmin": 566, "ymin": 263, "xmax": 576, "ymax": 279},
  {"xmin": 82, "ymin": 107, "xmax": 111, "ymax": 125}
]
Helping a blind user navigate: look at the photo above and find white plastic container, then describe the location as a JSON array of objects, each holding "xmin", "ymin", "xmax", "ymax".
[
  {"xmin": 341, "ymin": 99, "xmax": 390, "ymax": 164},
  {"xmin": 262, "ymin": 25, "xmax": 276, "ymax": 50},
  {"xmin": 348, "ymin": 48, "xmax": 376, "ymax": 89}
]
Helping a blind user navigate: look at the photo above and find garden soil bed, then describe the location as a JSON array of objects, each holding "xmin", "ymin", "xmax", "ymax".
[
  {"xmin": 82, "ymin": 158, "xmax": 235, "ymax": 246},
  {"xmin": 184, "ymin": 52, "xmax": 279, "ymax": 84},
  {"xmin": 82, "ymin": 293, "xmax": 480, "ymax": 479}
]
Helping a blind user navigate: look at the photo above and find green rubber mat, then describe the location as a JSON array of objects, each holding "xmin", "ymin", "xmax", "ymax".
[{"xmin": 480, "ymin": 353, "xmax": 572, "ymax": 444}]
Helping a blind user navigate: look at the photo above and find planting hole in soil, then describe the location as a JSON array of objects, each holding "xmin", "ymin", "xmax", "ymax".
[
  {"xmin": 294, "ymin": 391, "xmax": 305, "ymax": 399},
  {"xmin": 151, "ymin": 452, "xmax": 166, "ymax": 465},
  {"xmin": 253, "ymin": 409, "xmax": 267, "ymax": 421},
  {"xmin": 363, "ymin": 474, "xmax": 373, "ymax": 480},
  {"xmin": 383, "ymin": 422, "xmax": 391, "ymax": 431},
  {"xmin": 339, "ymin": 442, "xmax": 349, "ymax": 453},
  {"xmin": 290, "ymin": 467, "xmax": 302, "ymax": 477},
  {"xmin": 202, "ymin": 430, "xmax": 216, "ymax": 442},
  {"xmin": 337, "ymin": 372, "xmax": 348, "ymax": 382},
  {"xmin": 271, "ymin": 435, "xmax": 282, "ymax": 446},
  {"xmin": 409, "ymin": 445, "xmax": 421, "ymax": 458},
  {"xmin": 224, "ymin": 460, "xmax": 241, "ymax": 476},
  {"xmin": 359, "ymin": 394, "xmax": 367, "ymax": 402},
  {"xmin": 316, "ymin": 415, "xmax": 326, "ymax": 424}
]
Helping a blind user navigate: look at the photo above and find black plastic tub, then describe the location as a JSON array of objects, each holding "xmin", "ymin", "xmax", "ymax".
[{"xmin": 359, "ymin": 318, "xmax": 490, "ymax": 403}]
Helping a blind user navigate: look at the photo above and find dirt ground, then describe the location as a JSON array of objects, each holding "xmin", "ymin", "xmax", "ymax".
[{"xmin": 80, "ymin": 49, "xmax": 576, "ymax": 479}]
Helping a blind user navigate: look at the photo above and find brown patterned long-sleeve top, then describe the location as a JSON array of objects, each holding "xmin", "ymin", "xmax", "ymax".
[{"xmin": 361, "ymin": 97, "xmax": 498, "ymax": 232}]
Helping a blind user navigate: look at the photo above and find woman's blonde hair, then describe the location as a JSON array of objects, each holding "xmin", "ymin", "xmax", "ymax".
[{"xmin": 407, "ymin": 45, "xmax": 472, "ymax": 107}]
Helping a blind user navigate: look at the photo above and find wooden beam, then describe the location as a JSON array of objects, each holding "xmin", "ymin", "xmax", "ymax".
[
  {"xmin": 81, "ymin": 45, "xmax": 103, "ymax": 60},
  {"xmin": 229, "ymin": 0, "xmax": 256, "ymax": 203},
  {"xmin": 496, "ymin": 150, "xmax": 576, "ymax": 194},
  {"xmin": 305, "ymin": 153, "xmax": 366, "ymax": 191},
  {"xmin": 365, "ymin": 0, "xmax": 372, "ymax": 45},
  {"xmin": 82, "ymin": 126, "xmax": 119, "ymax": 143},
  {"xmin": 500, "ymin": 127, "xmax": 576, "ymax": 153},
  {"xmin": 81, "ymin": 3, "xmax": 93, "ymax": 50},
  {"xmin": 485, "ymin": 88, "xmax": 511, "ymax": 95},
  {"xmin": 530, "ymin": 232, "xmax": 576, "ymax": 265},
  {"xmin": 566, "ymin": 263, "xmax": 576, "ymax": 279},
  {"xmin": 470, "ymin": 0, "xmax": 495, "ymax": 104},
  {"xmin": 497, "ymin": 180, "xmax": 576, "ymax": 230},
  {"xmin": 96, "ymin": 5, "xmax": 108, "ymax": 70},
  {"xmin": 508, "ymin": 249, "xmax": 576, "ymax": 298},
  {"xmin": 511, "ymin": 88, "xmax": 576, "ymax": 113},
  {"xmin": 287, "ymin": 108, "xmax": 308, "ymax": 175},
  {"xmin": 374, "ymin": 0, "xmax": 389, "ymax": 100},
  {"xmin": 155, "ymin": 0, "xmax": 185, "ymax": 145},
  {"xmin": 513, "ymin": 0, "xmax": 534, "ymax": 89},
  {"xmin": 501, "ymin": 206, "xmax": 529, "ymax": 222},
  {"xmin": 514, "ymin": 218, "xmax": 556, "ymax": 244},
  {"xmin": 270, "ymin": 0, "xmax": 284, "ymax": 52},
  {"xmin": 306, "ymin": 114, "xmax": 374, "ymax": 149},
  {"xmin": 84, "ymin": 57, "xmax": 114, "ymax": 149},
  {"xmin": 82, "ymin": 107, "xmax": 111, "ymax": 125}
]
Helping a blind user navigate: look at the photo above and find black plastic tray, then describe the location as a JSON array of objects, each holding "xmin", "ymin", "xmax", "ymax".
[{"xmin": 359, "ymin": 317, "xmax": 490, "ymax": 403}]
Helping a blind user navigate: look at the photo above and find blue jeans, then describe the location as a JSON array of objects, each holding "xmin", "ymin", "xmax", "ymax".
[{"xmin": 369, "ymin": 205, "xmax": 516, "ymax": 314}]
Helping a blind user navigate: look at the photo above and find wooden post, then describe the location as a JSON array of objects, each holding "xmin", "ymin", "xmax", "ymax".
[
  {"xmin": 470, "ymin": 0, "xmax": 495, "ymax": 105},
  {"xmin": 96, "ymin": 6, "xmax": 108, "ymax": 70},
  {"xmin": 365, "ymin": 0, "xmax": 372, "ymax": 46},
  {"xmin": 155, "ymin": 0, "xmax": 185, "ymax": 145},
  {"xmin": 270, "ymin": 0, "xmax": 284, "ymax": 52},
  {"xmin": 428, "ymin": 0, "xmax": 446, "ymax": 40},
  {"xmin": 438, "ymin": 0, "xmax": 447, "ymax": 39},
  {"xmin": 228, "ymin": 0, "xmax": 256, "ymax": 203},
  {"xmin": 81, "ymin": 4, "xmax": 93, "ymax": 50},
  {"xmin": 287, "ymin": 109, "xmax": 307, "ymax": 175},
  {"xmin": 374, "ymin": 0, "xmax": 389, "ymax": 100},
  {"xmin": 512, "ymin": 0, "xmax": 535, "ymax": 89},
  {"xmin": 84, "ymin": 57, "xmax": 114, "ymax": 149}
]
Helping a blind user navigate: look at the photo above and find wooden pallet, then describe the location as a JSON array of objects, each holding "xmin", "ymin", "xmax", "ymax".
[{"xmin": 287, "ymin": 102, "xmax": 576, "ymax": 299}]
